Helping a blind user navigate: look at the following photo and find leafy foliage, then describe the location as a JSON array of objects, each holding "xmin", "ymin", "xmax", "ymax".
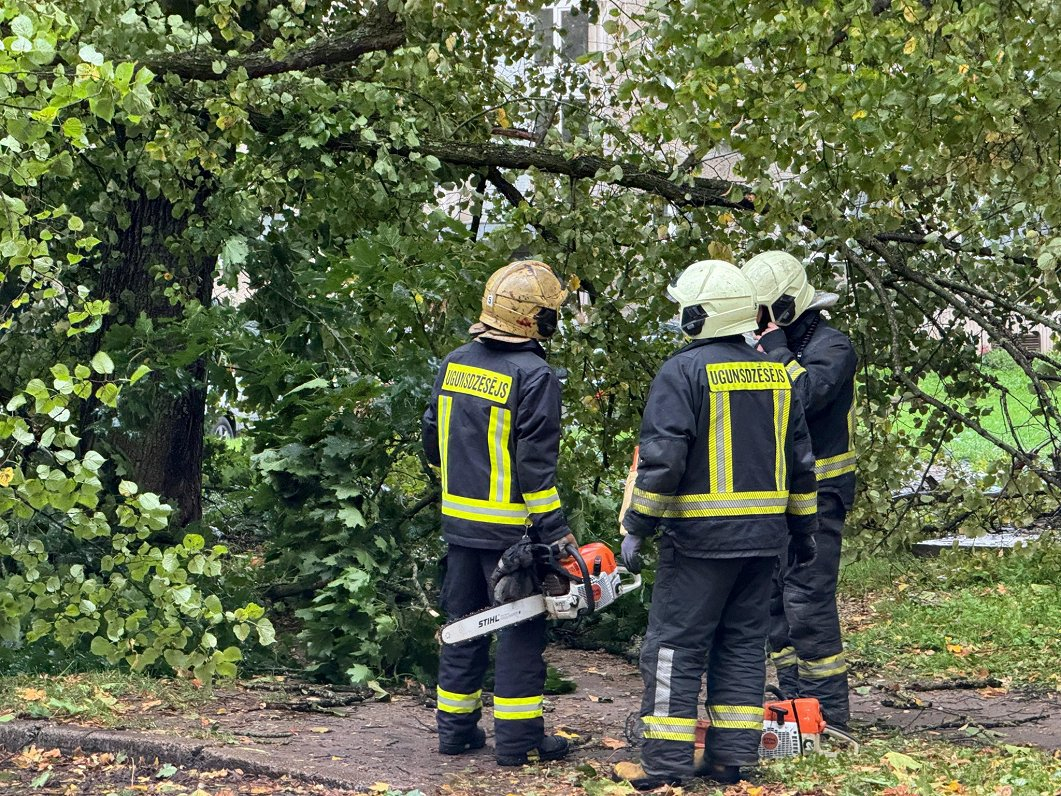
[{"xmin": 3, "ymin": 0, "xmax": 1061, "ymax": 685}]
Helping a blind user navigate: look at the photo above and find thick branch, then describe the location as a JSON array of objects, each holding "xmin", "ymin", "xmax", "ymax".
[
  {"xmin": 148, "ymin": 9, "xmax": 404, "ymax": 80},
  {"xmin": 333, "ymin": 136, "xmax": 753, "ymax": 210}
]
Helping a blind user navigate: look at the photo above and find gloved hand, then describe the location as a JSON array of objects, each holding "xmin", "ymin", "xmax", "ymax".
[
  {"xmin": 757, "ymin": 327, "xmax": 788, "ymax": 353},
  {"xmin": 790, "ymin": 534, "xmax": 817, "ymax": 569},
  {"xmin": 620, "ymin": 534, "xmax": 644, "ymax": 574},
  {"xmin": 490, "ymin": 539, "xmax": 541, "ymax": 604}
]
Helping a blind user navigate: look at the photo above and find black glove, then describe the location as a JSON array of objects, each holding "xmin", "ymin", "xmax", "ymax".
[
  {"xmin": 489, "ymin": 539, "xmax": 541, "ymax": 604},
  {"xmin": 790, "ymin": 534, "xmax": 817, "ymax": 569},
  {"xmin": 620, "ymin": 534, "xmax": 644, "ymax": 574},
  {"xmin": 758, "ymin": 328, "xmax": 789, "ymax": 352}
]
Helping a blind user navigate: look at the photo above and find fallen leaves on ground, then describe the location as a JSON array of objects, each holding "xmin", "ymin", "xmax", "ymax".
[{"xmin": 0, "ymin": 746, "xmax": 361, "ymax": 795}]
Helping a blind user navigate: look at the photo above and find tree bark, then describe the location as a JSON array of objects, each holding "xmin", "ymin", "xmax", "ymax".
[{"xmin": 90, "ymin": 191, "xmax": 214, "ymax": 528}]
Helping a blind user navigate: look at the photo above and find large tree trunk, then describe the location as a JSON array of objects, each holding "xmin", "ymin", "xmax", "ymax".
[{"xmin": 89, "ymin": 190, "xmax": 214, "ymax": 528}]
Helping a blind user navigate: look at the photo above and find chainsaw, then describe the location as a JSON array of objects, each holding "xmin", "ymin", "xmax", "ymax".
[
  {"xmin": 625, "ymin": 697, "xmax": 860, "ymax": 759},
  {"xmin": 441, "ymin": 542, "xmax": 642, "ymax": 645}
]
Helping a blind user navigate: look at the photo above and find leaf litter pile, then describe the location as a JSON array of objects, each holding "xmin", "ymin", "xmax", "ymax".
[{"xmin": 0, "ymin": 746, "xmax": 358, "ymax": 796}]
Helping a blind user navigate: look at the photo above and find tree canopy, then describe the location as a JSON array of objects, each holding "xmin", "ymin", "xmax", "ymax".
[{"xmin": 1, "ymin": 0, "xmax": 1058, "ymax": 681}]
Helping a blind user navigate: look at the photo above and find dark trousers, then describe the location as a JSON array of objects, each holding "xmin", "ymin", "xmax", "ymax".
[
  {"xmin": 639, "ymin": 538, "xmax": 774, "ymax": 778},
  {"xmin": 436, "ymin": 544, "xmax": 547, "ymax": 755},
  {"xmin": 769, "ymin": 492, "xmax": 850, "ymax": 724}
]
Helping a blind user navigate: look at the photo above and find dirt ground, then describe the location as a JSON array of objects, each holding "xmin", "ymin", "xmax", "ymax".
[{"xmin": 2, "ymin": 646, "xmax": 1059, "ymax": 794}]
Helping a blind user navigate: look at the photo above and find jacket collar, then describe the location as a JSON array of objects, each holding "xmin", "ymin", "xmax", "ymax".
[
  {"xmin": 476, "ymin": 337, "xmax": 548, "ymax": 359},
  {"xmin": 784, "ymin": 311, "xmax": 822, "ymax": 345},
  {"xmin": 678, "ymin": 334, "xmax": 746, "ymax": 354}
]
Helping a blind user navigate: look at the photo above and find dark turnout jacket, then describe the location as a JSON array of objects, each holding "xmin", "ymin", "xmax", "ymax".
[
  {"xmin": 422, "ymin": 337, "xmax": 568, "ymax": 550},
  {"xmin": 760, "ymin": 312, "xmax": 857, "ymax": 510},
  {"xmin": 622, "ymin": 336, "xmax": 818, "ymax": 558}
]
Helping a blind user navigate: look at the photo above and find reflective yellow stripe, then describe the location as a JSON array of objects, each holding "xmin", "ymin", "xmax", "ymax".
[
  {"xmin": 494, "ymin": 695, "xmax": 543, "ymax": 721},
  {"xmin": 442, "ymin": 493, "xmax": 528, "ymax": 525},
  {"xmin": 773, "ymin": 387, "xmax": 791, "ymax": 491},
  {"xmin": 642, "ymin": 715, "xmax": 697, "ymax": 742},
  {"xmin": 708, "ymin": 704, "xmax": 763, "ymax": 730},
  {"xmin": 785, "ymin": 360, "xmax": 807, "ymax": 381},
  {"xmin": 438, "ymin": 396, "xmax": 452, "ymax": 494},
  {"xmin": 665, "ymin": 489, "xmax": 789, "ymax": 518},
  {"xmin": 770, "ymin": 646, "xmax": 798, "ymax": 668},
  {"xmin": 787, "ymin": 491, "xmax": 817, "ymax": 516},
  {"xmin": 814, "ymin": 450, "xmax": 857, "ymax": 480},
  {"xmin": 437, "ymin": 686, "xmax": 482, "ymax": 714},
  {"xmin": 488, "ymin": 406, "xmax": 512, "ymax": 503},
  {"xmin": 523, "ymin": 486, "xmax": 561, "ymax": 514},
  {"xmin": 799, "ymin": 651, "xmax": 848, "ymax": 679},
  {"xmin": 630, "ymin": 487, "xmax": 671, "ymax": 517},
  {"xmin": 708, "ymin": 391, "xmax": 733, "ymax": 492}
]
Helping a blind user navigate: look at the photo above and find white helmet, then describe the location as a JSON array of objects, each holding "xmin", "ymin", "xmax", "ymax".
[
  {"xmin": 741, "ymin": 251, "xmax": 816, "ymax": 327},
  {"xmin": 667, "ymin": 259, "xmax": 758, "ymax": 340}
]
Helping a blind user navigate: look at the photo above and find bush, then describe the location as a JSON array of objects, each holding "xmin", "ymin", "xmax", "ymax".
[{"xmin": 0, "ymin": 368, "xmax": 275, "ymax": 680}]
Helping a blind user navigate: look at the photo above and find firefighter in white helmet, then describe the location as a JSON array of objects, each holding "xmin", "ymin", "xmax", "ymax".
[
  {"xmin": 742, "ymin": 251, "xmax": 857, "ymax": 729},
  {"xmin": 616, "ymin": 259, "xmax": 818, "ymax": 790},
  {"xmin": 422, "ymin": 260, "xmax": 577, "ymax": 766}
]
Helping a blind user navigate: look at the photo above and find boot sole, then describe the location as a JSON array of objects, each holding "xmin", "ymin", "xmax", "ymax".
[{"xmin": 496, "ymin": 749, "xmax": 569, "ymax": 766}]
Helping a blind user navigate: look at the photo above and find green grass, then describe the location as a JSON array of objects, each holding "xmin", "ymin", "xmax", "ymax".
[
  {"xmin": 895, "ymin": 363, "xmax": 1056, "ymax": 468},
  {"xmin": 0, "ymin": 671, "xmax": 210, "ymax": 727},
  {"xmin": 840, "ymin": 543, "xmax": 1061, "ymax": 688},
  {"xmin": 763, "ymin": 736, "xmax": 1061, "ymax": 796}
]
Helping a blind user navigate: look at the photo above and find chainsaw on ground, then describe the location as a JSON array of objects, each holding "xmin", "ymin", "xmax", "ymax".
[
  {"xmin": 626, "ymin": 697, "xmax": 860, "ymax": 759},
  {"xmin": 441, "ymin": 542, "xmax": 642, "ymax": 645}
]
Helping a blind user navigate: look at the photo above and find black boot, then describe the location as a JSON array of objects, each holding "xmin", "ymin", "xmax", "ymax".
[
  {"xmin": 497, "ymin": 733, "xmax": 569, "ymax": 766},
  {"xmin": 439, "ymin": 726, "xmax": 487, "ymax": 755}
]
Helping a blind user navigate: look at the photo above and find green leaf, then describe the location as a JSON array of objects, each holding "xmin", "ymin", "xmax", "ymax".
[
  {"xmin": 90, "ymin": 351, "xmax": 114, "ymax": 375},
  {"xmin": 221, "ymin": 236, "xmax": 249, "ymax": 267},
  {"xmin": 129, "ymin": 364, "xmax": 152, "ymax": 384},
  {"xmin": 155, "ymin": 764, "xmax": 177, "ymax": 779},
  {"xmin": 78, "ymin": 43, "xmax": 105, "ymax": 66}
]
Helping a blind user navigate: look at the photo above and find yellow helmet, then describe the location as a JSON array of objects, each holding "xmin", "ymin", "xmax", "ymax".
[
  {"xmin": 474, "ymin": 260, "xmax": 569, "ymax": 341},
  {"xmin": 667, "ymin": 259, "xmax": 758, "ymax": 339},
  {"xmin": 741, "ymin": 251, "xmax": 816, "ymax": 327}
]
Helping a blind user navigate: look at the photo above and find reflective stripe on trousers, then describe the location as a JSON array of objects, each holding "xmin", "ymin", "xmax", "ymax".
[
  {"xmin": 798, "ymin": 651, "xmax": 848, "ymax": 680},
  {"xmin": 493, "ymin": 694, "xmax": 543, "ymax": 720},
  {"xmin": 707, "ymin": 704, "xmax": 763, "ymax": 730},
  {"xmin": 436, "ymin": 686, "xmax": 482, "ymax": 714}
]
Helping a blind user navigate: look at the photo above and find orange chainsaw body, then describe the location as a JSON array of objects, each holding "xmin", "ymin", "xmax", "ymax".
[{"xmin": 693, "ymin": 698, "xmax": 829, "ymax": 758}]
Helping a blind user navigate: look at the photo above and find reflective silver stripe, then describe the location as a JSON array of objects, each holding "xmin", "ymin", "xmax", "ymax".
[
  {"xmin": 523, "ymin": 487, "xmax": 561, "ymax": 513},
  {"xmin": 490, "ymin": 407, "xmax": 506, "ymax": 503},
  {"xmin": 668, "ymin": 496, "xmax": 789, "ymax": 511},
  {"xmin": 799, "ymin": 651, "xmax": 848, "ymax": 679},
  {"xmin": 770, "ymin": 646, "xmax": 798, "ymax": 668},
  {"xmin": 707, "ymin": 704, "xmax": 762, "ymax": 729},
  {"xmin": 493, "ymin": 695, "xmax": 543, "ymax": 720},
  {"xmin": 709, "ymin": 392, "xmax": 730, "ymax": 492},
  {"xmin": 653, "ymin": 647, "xmax": 674, "ymax": 716},
  {"xmin": 786, "ymin": 361, "xmax": 807, "ymax": 380},
  {"xmin": 815, "ymin": 450, "xmax": 857, "ymax": 479},
  {"xmin": 436, "ymin": 686, "xmax": 482, "ymax": 714},
  {"xmin": 787, "ymin": 491, "xmax": 817, "ymax": 516},
  {"xmin": 642, "ymin": 715, "xmax": 697, "ymax": 741},
  {"xmin": 630, "ymin": 488, "xmax": 671, "ymax": 517}
]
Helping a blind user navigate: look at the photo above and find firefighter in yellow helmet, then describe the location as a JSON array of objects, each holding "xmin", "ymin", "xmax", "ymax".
[
  {"xmin": 422, "ymin": 260, "xmax": 577, "ymax": 766},
  {"xmin": 742, "ymin": 251, "xmax": 857, "ymax": 730},
  {"xmin": 616, "ymin": 260, "xmax": 818, "ymax": 790}
]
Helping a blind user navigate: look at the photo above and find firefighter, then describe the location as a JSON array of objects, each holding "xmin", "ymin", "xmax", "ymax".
[
  {"xmin": 742, "ymin": 250, "xmax": 857, "ymax": 729},
  {"xmin": 616, "ymin": 260, "xmax": 819, "ymax": 790},
  {"xmin": 422, "ymin": 260, "xmax": 576, "ymax": 766}
]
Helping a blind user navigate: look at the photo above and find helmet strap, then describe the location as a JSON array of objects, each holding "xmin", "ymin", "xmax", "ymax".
[
  {"xmin": 680, "ymin": 304, "xmax": 708, "ymax": 337},
  {"xmin": 535, "ymin": 306, "xmax": 559, "ymax": 338},
  {"xmin": 770, "ymin": 295, "xmax": 797, "ymax": 326}
]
